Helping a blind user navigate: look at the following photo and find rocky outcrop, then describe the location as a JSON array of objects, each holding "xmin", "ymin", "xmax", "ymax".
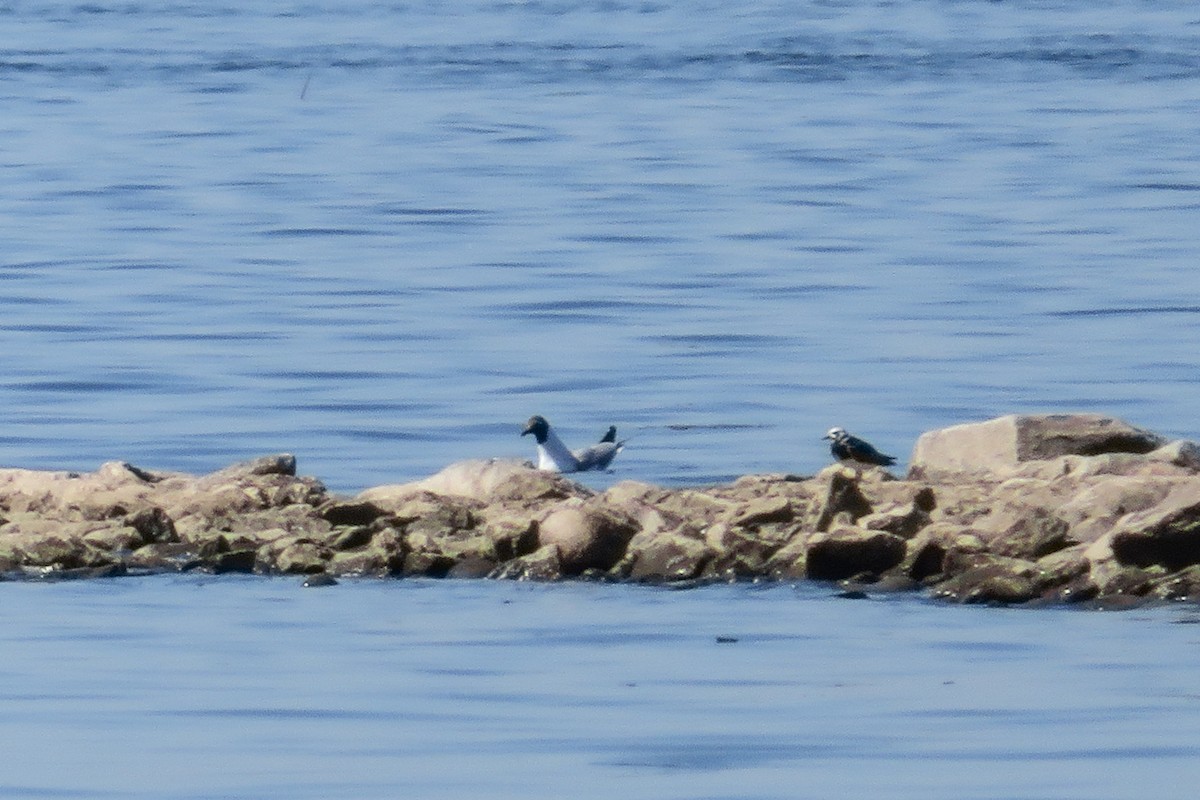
[{"xmin": 3, "ymin": 414, "xmax": 1200, "ymax": 608}]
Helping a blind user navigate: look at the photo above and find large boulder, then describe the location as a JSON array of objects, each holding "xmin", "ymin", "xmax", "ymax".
[
  {"xmin": 359, "ymin": 459, "xmax": 585, "ymax": 508},
  {"xmin": 537, "ymin": 500, "xmax": 638, "ymax": 575},
  {"xmin": 910, "ymin": 414, "xmax": 1166, "ymax": 476}
]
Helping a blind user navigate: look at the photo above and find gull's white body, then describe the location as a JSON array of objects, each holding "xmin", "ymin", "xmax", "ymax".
[{"xmin": 523, "ymin": 416, "xmax": 623, "ymax": 473}]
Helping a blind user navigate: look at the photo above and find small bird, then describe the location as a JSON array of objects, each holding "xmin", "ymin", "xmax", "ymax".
[
  {"xmin": 521, "ymin": 415, "xmax": 624, "ymax": 473},
  {"xmin": 823, "ymin": 427, "xmax": 896, "ymax": 467}
]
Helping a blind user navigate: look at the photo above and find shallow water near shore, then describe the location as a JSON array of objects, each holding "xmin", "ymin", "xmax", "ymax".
[{"xmin": 2, "ymin": 576, "xmax": 1200, "ymax": 799}]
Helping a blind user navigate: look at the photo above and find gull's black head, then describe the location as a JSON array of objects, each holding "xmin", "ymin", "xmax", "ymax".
[
  {"xmin": 600, "ymin": 425, "xmax": 617, "ymax": 443},
  {"xmin": 522, "ymin": 415, "xmax": 550, "ymax": 443}
]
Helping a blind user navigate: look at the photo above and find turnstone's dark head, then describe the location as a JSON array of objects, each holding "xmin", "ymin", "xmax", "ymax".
[
  {"xmin": 823, "ymin": 427, "xmax": 846, "ymax": 442},
  {"xmin": 522, "ymin": 415, "xmax": 550, "ymax": 443}
]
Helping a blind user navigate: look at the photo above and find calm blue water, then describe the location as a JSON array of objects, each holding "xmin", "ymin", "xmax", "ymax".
[
  {"xmin": 4, "ymin": 4, "xmax": 1200, "ymax": 796},
  {"xmin": 3, "ymin": 1, "xmax": 1200, "ymax": 490},
  {"xmin": 0, "ymin": 576, "xmax": 1198, "ymax": 799}
]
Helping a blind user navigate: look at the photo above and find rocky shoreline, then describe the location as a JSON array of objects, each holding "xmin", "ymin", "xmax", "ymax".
[{"xmin": 3, "ymin": 413, "xmax": 1200, "ymax": 608}]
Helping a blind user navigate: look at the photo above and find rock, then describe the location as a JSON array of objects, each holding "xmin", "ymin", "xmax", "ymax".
[
  {"xmin": 1151, "ymin": 565, "xmax": 1200, "ymax": 601},
  {"xmin": 1149, "ymin": 440, "xmax": 1200, "ymax": 471},
  {"xmin": 1109, "ymin": 486, "xmax": 1200, "ymax": 571},
  {"xmin": 127, "ymin": 542, "xmax": 194, "ymax": 571},
  {"xmin": 930, "ymin": 557, "xmax": 1044, "ymax": 604},
  {"xmin": 327, "ymin": 540, "xmax": 405, "ymax": 577},
  {"xmin": 910, "ymin": 414, "xmax": 1165, "ymax": 475},
  {"xmin": 858, "ymin": 502, "xmax": 932, "ymax": 539},
  {"xmin": 1056, "ymin": 476, "xmax": 1177, "ymax": 544},
  {"xmin": 264, "ymin": 540, "xmax": 331, "ymax": 575},
  {"xmin": 813, "ymin": 470, "xmax": 873, "ymax": 531},
  {"xmin": 733, "ymin": 497, "xmax": 793, "ymax": 527},
  {"xmin": 626, "ymin": 532, "xmax": 713, "ymax": 582},
  {"xmin": 704, "ymin": 522, "xmax": 796, "ymax": 578},
  {"xmin": 81, "ymin": 525, "xmax": 144, "ymax": 552},
  {"xmin": 330, "ymin": 526, "xmax": 374, "ymax": 551},
  {"xmin": 805, "ymin": 527, "xmax": 906, "ymax": 581},
  {"xmin": 901, "ymin": 523, "xmax": 985, "ymax": 582},
  {"xmin": 208, "ymin": 453, "xmax": 298, "ymax": 479},
  {"xmin": 319, "ymin": 500, "xmax": 389, "ymax": 527},
  {"xmin": 361, "ymin": 459, "xmax": 585, "ymax": 507},
  {"xmin": 764, "ymin": 535, "xmax": 809, "ymax": 579},
  {"xmin": 126, "ymin": 506, "xmax": 177, "ymax": 545},
  {"xmin": 537, "ymin": 501, "xmax": 638, "ymax": 575},
  {"xmin": 983, "ymin": 504, "xmax": 1074, "ymax": 560},
  {"xmin": 302, "ymin": 573, "xmax": 338, "ymax": 588},
  {"xmin": 489, "ymin": 544, "xmax": 563, "ymax": 581}
]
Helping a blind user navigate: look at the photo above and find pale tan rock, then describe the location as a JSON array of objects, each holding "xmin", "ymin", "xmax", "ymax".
[
  {"xmin": 360, "ymin": 459, "xmax": 585, "ymax": 508},
  {"xmin": 626, "ymin": 532, "xmax": 713, "ymax": 581},
  {"xmin": 537, "ymin": 500, "xmax": 638, "ymax": 575},
  {"xmin": 910, "ymin": 414, "xmax": 1165, "ymax": 476}
]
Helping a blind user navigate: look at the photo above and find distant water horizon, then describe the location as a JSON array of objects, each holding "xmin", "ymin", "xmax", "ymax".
[{"xmin": 5, "ymin": 1, "xmax": 1200, "ymax": 494}]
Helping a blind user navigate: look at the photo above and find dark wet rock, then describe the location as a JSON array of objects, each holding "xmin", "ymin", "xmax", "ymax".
[
  {"xmin": 489, "ymin": 544, "xmax": 563, "ymax": 581},
  {"xmin": 208, "ymin": 548, "xmax": 257, "ymax": 574},
  {"xmin": 898, "ymin": 523, "xmax": 982, "ymax": 582},
  {"xmin": 480, "ymin": 517, "xmax": 540, "ymax": 563},
  {"xmin": 330, "ymin": 525, "xmax": 374, "ymax": 551},
  {"xmin": 805, "ymin": 527, "xmax": 906, "ymax": 581},
  {"xmin": 319, "ymin": 500, "xmax": 389, "ymax": 527},
  {"xmin": 931, "ymin": 558, "xmax": 1044, "ymax": 605},
  {"xmin": 1094, "ymin": 564, "xmax": 1159, "ymax": 598},
  {"xmin": 1150, "ymin": 565, "xmax": 1200, "ymax": 601},
  {"xmin": 126, "ymin": 506, "xmax": 178, "ymax": 545},
  {"xmin": 302, "ymin": 573, "xmax": 338, "ymax": 588},
  {"xmin": 1051, "ymin": 573, "xmax": 1101, "ymax": 604}
]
